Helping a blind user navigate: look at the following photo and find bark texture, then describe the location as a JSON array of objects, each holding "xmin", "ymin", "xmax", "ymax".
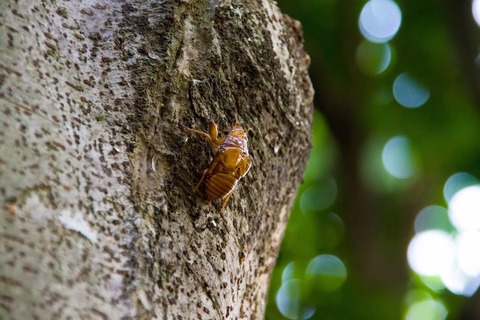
[{"xmin": 0, "ymin": 0, "xmax": 313, "ymax": 319}]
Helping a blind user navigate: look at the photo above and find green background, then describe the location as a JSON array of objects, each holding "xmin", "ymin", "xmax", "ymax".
[{"xmin": 266, "ymin": 0, "xmax": 480, "ymax": 319}]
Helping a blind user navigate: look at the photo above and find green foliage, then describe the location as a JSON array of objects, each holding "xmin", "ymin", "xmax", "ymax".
[{"xmin": 267, "ymin": 0, "xmax": 480, "ymax": 319}]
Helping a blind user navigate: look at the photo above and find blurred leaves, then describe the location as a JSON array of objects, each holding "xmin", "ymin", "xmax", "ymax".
[{"xmin": 267, "ymin": 0, "xmax": 480, "ymax": 319}]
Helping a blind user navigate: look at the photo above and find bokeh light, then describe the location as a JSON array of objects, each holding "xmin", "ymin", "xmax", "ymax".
[
  {"xmin": 407, "ymin": 174, "xmax": 480, "ymax": 297},
  {"xmin": 405, "ymin": 299, "xmax": 448, "ymax": 320},
  {"xmin": 315, "ymin": 213, "xmax": 345, "ymax": 249},
  {"xmin": 356, "ymin": 41, "xmax": 392, "ymax": 75},
  {"xmin": 305, "ymin": 254, "xmax": 347, "ymax": 292},
  {"xmin": 276, "ymin": 279, "xmax": 316, "ymax": 320},
  {"xmin": 404, "ymin": 288, "xmax": 433, "ymax": 305},
  {"xmin": 407, "ymin": 230, "xmax": 455, "ymax": 277},
  {"xmin": 443, "ymin": 172, "xmax": 479, "ymax": 204},
  {"xmin": 382, "ymin": 135, "xmax": 416, "ymax": 179},
  {"xmin": 393, "ymin": 73, "xmax": 430, "ymax": 108},
  {"xmin": 359, "ymin": 0, "xmax": 402, "ymax": 43},
  {"xmin": 414, "ymin": 206, "xmax": 452, "ymax": 233},
  {"xmin": 449, "ymin": 185, "xmax": 480, "ymax": 231},
  {"xmin": 417, "ymin": 275, "xmax": 446, "ymax": 292},
  {"xmin": 472, "ymin": 0, "xmax": 480, "ymax": 27},
  {"xmin": 282, "ymin": 262, "xmax": 303, "ymax": 283},
  {"xmin": 268, "ymin": 0, "xmax": 480, "ymax": 317},
  {"xmin": 440, "ymin": 265, "xmax": 480, "ymax": 297},
  {"xmin": 300, "ymin": 177, "xmax": 337, "ymax": 212},
  {"xmin": 457, "ymin": 231, "xmax": 480, "ymax": 277}
]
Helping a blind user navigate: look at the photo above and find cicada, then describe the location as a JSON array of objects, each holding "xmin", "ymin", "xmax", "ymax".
[{"xmin": 186, "ymin": 121, "xmax": 252, "ymax": 210}]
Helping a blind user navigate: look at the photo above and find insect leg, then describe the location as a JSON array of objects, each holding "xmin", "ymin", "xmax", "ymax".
[
  {"xmin": 209, "ymin": 121, "xmax": 218, "ymax": 141},
  {"xmin": 193, "ymin": 156, "xmax": 221, "ymax": 194},
  {"xmin": 220, "ymin": 190, "xmax": 234, "ymax": 211},
  {"xmin": 208, "ymin": 121, "xmax": 227, "ymax": 149},
  {"xmin": 186, "ymin": 123, "xmax": 225, "ymax": 151},
  {"xmin": 185, "ymin": 127, "xmax": 214, "ymax": 146},
  {"xmin": 193, "ymin": 168, "xmax": 208, "ymax": 193}
]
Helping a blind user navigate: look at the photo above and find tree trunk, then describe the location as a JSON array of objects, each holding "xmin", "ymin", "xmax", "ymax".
[{"xmin": 0, "ymin": 0, "xmax": 313, "ymax": 319}]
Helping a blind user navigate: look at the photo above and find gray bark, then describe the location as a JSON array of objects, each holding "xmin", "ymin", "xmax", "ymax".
[{"xmin": 0, "ymin": 0, "xmax": 313, "ymax": 319}]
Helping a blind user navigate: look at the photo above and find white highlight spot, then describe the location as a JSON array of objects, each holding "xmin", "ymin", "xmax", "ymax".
[
  {"xmin": 449, "ymin": 186, "xmax": 480, "ymax": 231},
  {"xmin": 457, "ymin": 231, "xmax": 480, "ymax": 277},
  {"xmin": 359, "ymin": 0, "xmax": 402, "ymax": 43},
  {"xmin": 59, "ymin": 210, "xmax": 98, "ymax": 243},
  {"xmin": 262, "ymin": 0, "xmax": 294, "ymax": 81},
  {"xmin": 472, "ymin": 0, "xmax": 480, "ymax": 27},
  {"xmin": 440, "ymin": 266, "xmax": 480, "ymax": 297},
  {"xmin": 138, "ymin": 289, "xmax": 152, "ymax": 311},
  {"xmin": 407, "ymin": 230, "xmax": 455, "ymax": 276}
]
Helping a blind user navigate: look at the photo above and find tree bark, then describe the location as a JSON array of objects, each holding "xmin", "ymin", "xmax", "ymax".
[{"xmin": 0, "ymin": 0, "xmax": 313, "ymax": 319}]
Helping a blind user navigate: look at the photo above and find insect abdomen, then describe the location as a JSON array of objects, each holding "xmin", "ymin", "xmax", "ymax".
[{"xmin": 205, "ymin": 172, "xmax": 237, "ymax": 200}]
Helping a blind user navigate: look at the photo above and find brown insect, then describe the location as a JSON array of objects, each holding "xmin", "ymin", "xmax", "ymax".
[{"xmin": 186, "ymin": 121, "xmax": 252, "ymax": 210}]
